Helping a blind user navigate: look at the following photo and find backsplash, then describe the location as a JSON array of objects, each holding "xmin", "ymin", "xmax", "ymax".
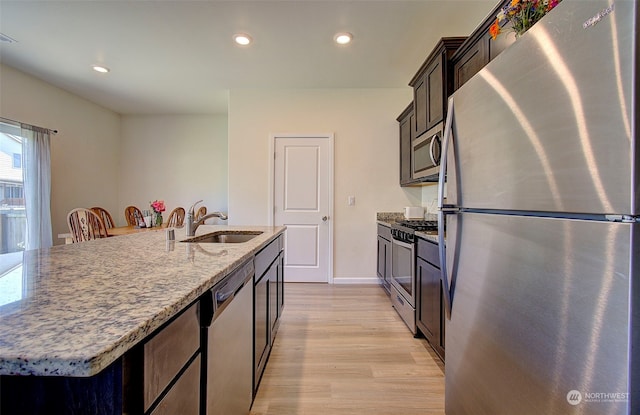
[{"xmin": 421, "ymin": 183, "xmax": 440, "ymax": 214}]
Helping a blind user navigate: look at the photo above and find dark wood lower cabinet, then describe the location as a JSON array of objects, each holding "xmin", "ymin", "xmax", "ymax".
[
  {"xmin": 254, "ymin": 235, "xmax": 284, "ymax": 393},
  {"xmin": 376, "ymin": 224, "xmax": 392, "ymax": 293},
  {"xmin": 416, "ymin": 238, "xmax": 445, "ymax": 361}
]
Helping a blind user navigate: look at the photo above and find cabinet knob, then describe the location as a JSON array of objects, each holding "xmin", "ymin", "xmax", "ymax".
[{"xmin": 322, "ymin": 216, "xmax": 329, "ymax": 222}]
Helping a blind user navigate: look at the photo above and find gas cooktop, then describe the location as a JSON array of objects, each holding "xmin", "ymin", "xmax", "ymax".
[{"xmin": 393, "ymin": 220, "xmax": 438, "ymax": 232}]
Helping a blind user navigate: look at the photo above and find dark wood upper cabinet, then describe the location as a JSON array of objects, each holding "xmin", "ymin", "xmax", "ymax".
[
  {"xmin": 397, "ymin": 103, "xmax": 414, "ymax": 186},
  {"xmin": 452, "ymin": 0, "xmax": 515, "ymax": 91},
  {"xmin": 409, "ymin": 37, "xmax": 466, "ymax": 138}
]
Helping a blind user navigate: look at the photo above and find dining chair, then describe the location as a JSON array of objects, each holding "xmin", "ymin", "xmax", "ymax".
[
  {"xmin": 124, "ymin": 206, "xmax": 143, "ymax": 226},
  {"xmin": 195, "ymin": 206, "xmax": 207, "ymax": 221},
  {"xmin": 67, "ymin": 208, "xmax": 109, "ymax": 243},
  {"xmin": 90, "ymin": 207, "xmax": 115, "ymax": 229},
  {"xmin": 166, "ymin": 207, "xmax": 185, "ymax": 228}
]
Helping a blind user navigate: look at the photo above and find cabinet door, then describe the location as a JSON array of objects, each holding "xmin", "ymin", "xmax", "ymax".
[
  {"xmin": 376, "ymin": 235, "xmax": 392, "ymax": 286},
  {"xmin": 399, "ymin": 110, "xmax": 413, "ymax": 185},
  {"xmin": 425, "ymin": 57, "xmax": 444, "ymax": 130},
  {"xmin": 414, "ymin": 77, "xmax": 428, "ymax": 137},
  {"xmin": 269, "ymin": 261, "xmax": 279, "ymax": 339},
  {"xmin": 376, "ymin": 236, "xmax": 386, "ymax": 280},
  {"xmin": 150, "ymin": 355, "xmax": 200, "ymax": 415},
  {"xmin": 254, "ymin": 273, "xmax": 269, "ymax": 389},
  {"xmin": 416, "ymin": 258, "xmax": 440, "ymax": 344},
  {"xmin": 452, "ymin": 1, "xmax": 514, "ymax": 91},
  {"xmin": 384, "ymin": 238, "xmax": 391, "ymax": 285},
  {"xmin": 454, "ymin": 37, "xmax": 488, "ymax": 90},
  {"xmin": 414, "ymin": 55, "xmax": 445, "ymax": 136},
  {"xmin": 277, "ymin": 251, "xmax": 284, "ymax": 319}
]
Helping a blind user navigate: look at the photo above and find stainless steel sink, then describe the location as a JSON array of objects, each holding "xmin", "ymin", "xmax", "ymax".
[{"xmin": 181, "ymin": 231, "xmax": 263, "ymax": 243}]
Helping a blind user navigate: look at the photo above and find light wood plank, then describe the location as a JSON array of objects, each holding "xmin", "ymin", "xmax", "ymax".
[{"xmin": 251, "ymin": 283, "xmax": 445, "ymax": 415}]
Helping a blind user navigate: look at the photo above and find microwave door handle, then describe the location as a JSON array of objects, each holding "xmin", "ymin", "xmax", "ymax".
[
  {"xmin": 429, "ymin": 133, "xmax": 440, "ymax": 166},
  {"xmin": 439, "ymin": 97, "xmax": 454, "ymax": 320}
]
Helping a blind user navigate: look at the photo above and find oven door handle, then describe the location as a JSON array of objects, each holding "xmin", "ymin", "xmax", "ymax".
[{"xmin": 392, "ymin": 238, "xmax": 414, "ymax": 250}]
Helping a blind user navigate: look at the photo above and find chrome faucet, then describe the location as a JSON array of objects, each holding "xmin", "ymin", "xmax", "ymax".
[{"xmin": 185, "ymin": 200, "xmax": 228, "ymax": 236}]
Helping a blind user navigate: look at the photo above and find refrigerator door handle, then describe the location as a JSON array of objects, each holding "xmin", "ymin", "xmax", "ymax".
[
  {"xmin": 438, "ymin": 97, "xmax": 455, "ymax": 319},
  {"xmin": 438, "ymin": 97, "xmax": 454, "ymax": 211}
]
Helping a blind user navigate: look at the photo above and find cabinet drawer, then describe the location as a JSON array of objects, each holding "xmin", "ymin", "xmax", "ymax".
[
  {"xmin": 144, "ymin": 302, "xmax": 200, "ymax": 411},
  {"xmin": 377, "ymin": 224, "xmax": 391, "ymax": 240},
  {"xmin": 149, "ymin": 355, "xmax": 200, "ymax": 415},
  {"xmin": 255, "ymin": 234, "xmax": 282, "ymax": 278},
  {"xmin": 417, "ymin": 237, "xmax": 439, "ymax": 268}
]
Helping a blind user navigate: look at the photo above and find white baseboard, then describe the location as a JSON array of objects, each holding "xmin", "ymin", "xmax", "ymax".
[{"xmin": 331, "ymin": 277, "xmax": 381, "ymax": 285}]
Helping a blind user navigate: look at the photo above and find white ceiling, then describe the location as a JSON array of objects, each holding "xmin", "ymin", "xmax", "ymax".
[{"xmin": 0, "ymin": 0, "xmax": 496, "ymax": 115}]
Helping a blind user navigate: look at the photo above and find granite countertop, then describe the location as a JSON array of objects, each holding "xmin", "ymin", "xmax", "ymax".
[
  {"xmin": 416, "ymin": 230, "xmax": 440, "ymax": 244},
  {"xmin": 0, "ymin": 225, "xmax": 285, "ymax": 377},
  {"xmin": 376, "ymin": 212, "xmax": 404, "ymax": 227}
]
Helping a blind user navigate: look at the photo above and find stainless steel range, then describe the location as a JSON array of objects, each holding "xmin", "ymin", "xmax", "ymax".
[{"xmin": 389, "ymin": 220, "xmax": 438, "ymax": 334}]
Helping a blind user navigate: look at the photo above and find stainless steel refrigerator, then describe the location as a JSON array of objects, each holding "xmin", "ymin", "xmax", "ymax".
[{"xmin": 437, "ymin": 1, "xmax": 638, "ymax": 414}]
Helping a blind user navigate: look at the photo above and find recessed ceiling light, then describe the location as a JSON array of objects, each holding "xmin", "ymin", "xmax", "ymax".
[
  {"xmin": 92, "ymin": 65, "xmax": 110, "ymax": 73},
  {"xmin": 334, "ymin": 32, "xmax": 353, "ymax": 45},
  {"xmin": 233, "ymin": 33, "xmax": 252, "ymax": 46}
]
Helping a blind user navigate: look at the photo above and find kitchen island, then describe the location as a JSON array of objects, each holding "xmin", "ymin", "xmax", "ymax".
[{"xmin": 0, "ymin": 225, "xmax": 285, "ymax": 414}]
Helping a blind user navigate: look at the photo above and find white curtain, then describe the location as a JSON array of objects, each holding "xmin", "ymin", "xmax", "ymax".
[{"xmin": 21, "ymin": 125, "xmax": 52, "ymax": 250}]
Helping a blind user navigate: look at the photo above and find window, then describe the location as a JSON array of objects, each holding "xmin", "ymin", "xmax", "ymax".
[
  {"xmin": 12, "ymin": 153, "xmax": 21, "ymax": 169},
  {"xmin": 0, "ymin": 132, "xmax": 25, "ymax": 254}
]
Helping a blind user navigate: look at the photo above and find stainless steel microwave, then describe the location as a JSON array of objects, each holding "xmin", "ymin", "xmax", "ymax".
[{"xmin": 412, "ymin": 122, "xmax": 442, "ymax": 180}]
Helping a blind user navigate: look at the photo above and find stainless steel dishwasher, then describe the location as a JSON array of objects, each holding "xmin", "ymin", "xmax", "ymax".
[{"xmin": 202, "ymin": 259, "xmax": 254, "ymax": 415}]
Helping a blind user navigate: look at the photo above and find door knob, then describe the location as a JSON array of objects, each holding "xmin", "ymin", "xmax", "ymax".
[{"xmin": 322, "ymin": 216, "xmax": 329, "ymax": 222}]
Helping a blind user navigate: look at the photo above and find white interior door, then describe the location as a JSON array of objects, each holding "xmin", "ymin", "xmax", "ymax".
[{"xmin": 273, "ymin": 135, "xmax": 332, "ymax": 283}]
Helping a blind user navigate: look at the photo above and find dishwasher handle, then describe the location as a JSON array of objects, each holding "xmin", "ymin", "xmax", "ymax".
[{"xmin": 212, "ymin": 259, "xmax": 255, "ymax": 320}]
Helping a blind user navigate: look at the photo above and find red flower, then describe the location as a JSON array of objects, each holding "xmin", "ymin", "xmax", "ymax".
[{"xmin": 151, "ymin": 200, "xmax": 166, "ymax": 213}]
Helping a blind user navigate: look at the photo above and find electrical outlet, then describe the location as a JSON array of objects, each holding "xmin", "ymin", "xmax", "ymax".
[{"xmin": 348, "ymin": 196, "xmax": 355, "ymax": 206}]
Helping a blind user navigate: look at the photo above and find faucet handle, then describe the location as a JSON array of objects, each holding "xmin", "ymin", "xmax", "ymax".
[{"xmin": 188, "ymin": 199, "xmax": 203, "ymax": 215}]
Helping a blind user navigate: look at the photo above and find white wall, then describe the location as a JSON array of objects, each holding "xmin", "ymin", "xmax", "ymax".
[
  {"xmin": 0, "ymin": 64, "xmax": 121, "ymax": 244},
  {"xmin": 119, "ymin": 115, "xmax": 228, "ymax": 225},
  {"xmin": 228, "ymin": 88, "xmax": 421, "ymax": 282}
]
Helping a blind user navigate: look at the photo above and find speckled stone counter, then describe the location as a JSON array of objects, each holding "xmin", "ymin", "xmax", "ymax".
[
  {"xmin": 0, "ymin": 225, "xmax": 285, "ymax": 377},
  {"xmin": 376, "ymin": 212, "xmax": 403, "ymax": 227},
  {"xmin": 416, "ymin": 230, "xmax": 440, "ymax": 244}
]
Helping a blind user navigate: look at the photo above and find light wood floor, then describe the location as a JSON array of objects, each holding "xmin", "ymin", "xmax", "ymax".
[{"xmin": 250, "ymin": 283, "xmax": 445, "ymax": 415}]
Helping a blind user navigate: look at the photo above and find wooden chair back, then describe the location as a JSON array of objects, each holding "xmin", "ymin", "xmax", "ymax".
[
  {"xmin": 90, "ymin": 207, "xmax": 115, "ymax": 229},
  {"xmin": 124, "ymin": 206, "xmax": 143, "ymax": 226},
  {"xmin": 166, "ymin": 207, "xmax": 185, "ymax": 227},
  {"xmin": 195, "ymin": 206, "xmax": 207, "ymax": 221},
  {"xmin": 67, "ymin": 208, "xmax": 109, "ymax": 243}
]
